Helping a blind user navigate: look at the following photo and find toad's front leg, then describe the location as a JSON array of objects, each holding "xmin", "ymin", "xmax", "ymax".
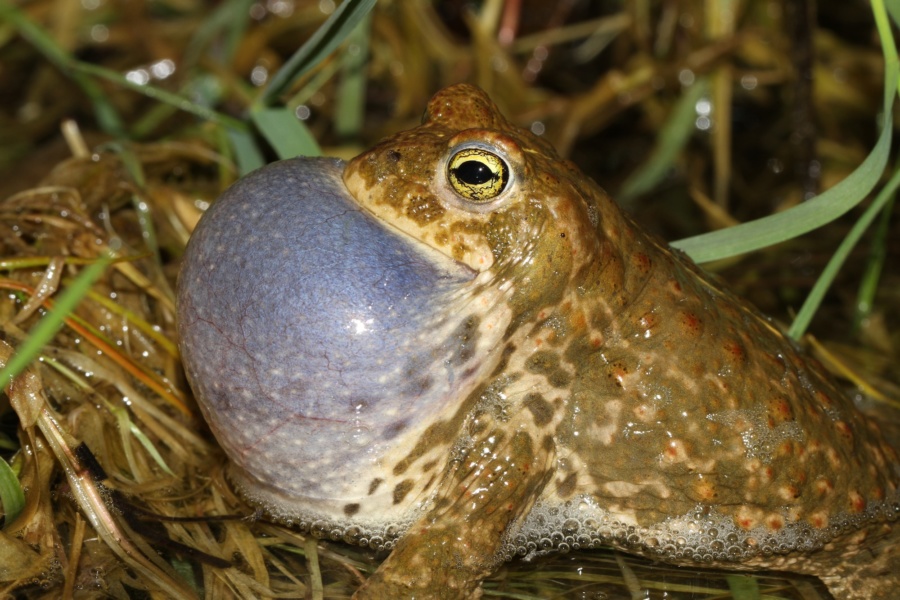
[{"xmin": 353, "ymin": 425, "xmax": 555, "ymax": 600}]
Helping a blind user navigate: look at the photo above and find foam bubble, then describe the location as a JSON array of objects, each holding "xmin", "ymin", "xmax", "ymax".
[
  {"xmin": 706, "ymin": 406, "xmax": 805, "ymax": 461},
  {"xmin": 501, "ymin": 490, "xmax": 900, "ymax": 565}
]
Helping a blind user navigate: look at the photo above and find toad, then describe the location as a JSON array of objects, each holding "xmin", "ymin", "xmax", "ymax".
[{"xmin": 177, "ymin": 84, "xmax": 899, "ymax": 599}]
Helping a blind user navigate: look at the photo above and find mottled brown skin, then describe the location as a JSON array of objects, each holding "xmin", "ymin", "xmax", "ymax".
[{"xmin": 341, "ymin": 85, "xmax": 899, "ymax": 599}]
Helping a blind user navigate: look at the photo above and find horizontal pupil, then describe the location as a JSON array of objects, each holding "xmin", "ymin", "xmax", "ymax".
[{"xmin": 455, "ymin": 160, "xmax": 494, "ymax": 185}]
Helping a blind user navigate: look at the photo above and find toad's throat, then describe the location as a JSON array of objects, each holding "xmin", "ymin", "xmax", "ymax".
[{"xmin": 178, "ymin": 158, "xmax": 501, "ymax": 517}]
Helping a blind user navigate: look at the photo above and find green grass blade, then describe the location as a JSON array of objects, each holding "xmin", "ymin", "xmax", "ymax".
[
  {"xmin": 788, "ymin": 163, "xmax": 900, "ymax": 339},
  {"xmin": 672, "ymin": 65, "xmax": 895, "ymax": 262},
  {"xmin": 251, "ymin": 106, "xmax": 321, "ymax": 159},
  {"xmin": 0, "ymin": 456, "xmax": 25, "ymax": 529},
  {"xmin": 256, "ymin": 0, "xmax": 378, "ymax": 107},
  {"xmin": 783, "ymin": 0, "xmax": 900, "ymax": 338},
  {"xmin": 619, "ymin": 78, "xmax": 709, "ymax": 202},
  {"xmin": 0, "ymin": 434, "xmax": 17, "ymax": 451},
  {"xmin": 853, "ymin": 194, "xmax": 894, "ymax": 329},
  {"xmin": 672, "ymin": 0, "xmax": 899, "ymax": 264},
  {"xmin": 285, "ymin": 56, "xmax": 343, "ymax": 113},
  {"xmin": 130, "ymin": 74, "xmax": 226, "ymax": 139},
  {"xmin": 72, "ymin": 62, "xmax": 247, "ymax": 131},
  {"xmin": 105, "ymin": 403, "xmax": 176, "ymax": 476},
  {"xmin": 227, "ymin": 128, "xmax": 266, "ymax": 175},
  {"xmin": 886, "ymin": 0, "xmax": 900, "ymax": 26},
  {"xmin": 335, "ymin": 14, "xmax": 371, "ymax": 140},
  {"xmin": 0, "ymin": 254, "xmax": 112, "ymax": 390},
  {"xmin": 725, "ymin": 574, "xmax": 760, "ymax": 599},
  {"xmin": 106, "ymin": 145, "xmax": 162, "ymax": 262}
]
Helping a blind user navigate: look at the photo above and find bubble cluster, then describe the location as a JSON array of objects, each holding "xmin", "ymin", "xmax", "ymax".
[
  {"xmin": 500, "ymin": 493, "xmax": 900, "ymax": 564},
  {"xmin": 229, "ymin": 463, "xmax": 425, "ymax": 551},
  {"xmin": 706, "ymin": 406, "xmax": 805, "ymax": 462},
  {"xmin": 232, "ymin": 461, "xmax": 899, "ymax": 562},
  {"xmin": 258, "ymin": 507, "xmax": 417, "ymax": 551}
]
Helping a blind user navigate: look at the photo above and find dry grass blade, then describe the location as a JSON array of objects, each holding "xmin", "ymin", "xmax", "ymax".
[
  {"xmin": 1, "ymin": 340, "xmax": 197, "ymax": 599},
  {"xmin": 0, "ymin": 278, "xmax": 191, "ymax": 417}
]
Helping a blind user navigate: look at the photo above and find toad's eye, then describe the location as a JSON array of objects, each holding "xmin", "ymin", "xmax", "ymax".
[{"xmin": 447, "ymin": 148, "xmax": 509, "ymax": 202}]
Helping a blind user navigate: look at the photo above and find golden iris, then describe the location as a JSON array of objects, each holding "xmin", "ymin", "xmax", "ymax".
[{"xmin": 447, "ymin": 148, "xmax": 509, "ymax": 202}]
